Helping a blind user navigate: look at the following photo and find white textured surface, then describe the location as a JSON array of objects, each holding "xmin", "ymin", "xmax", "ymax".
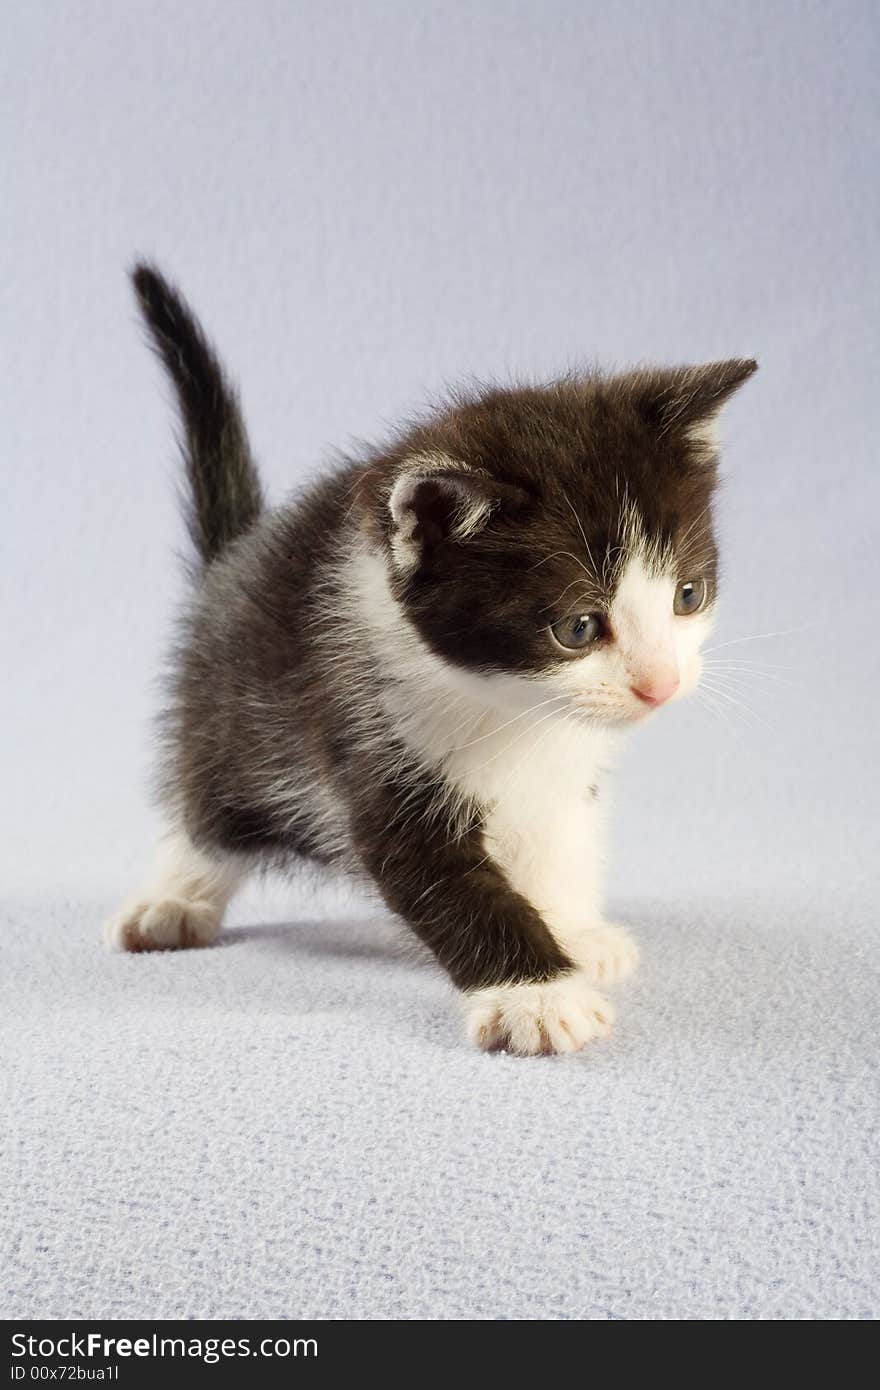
[{"xmin": 2, "ymin": 863, "xmax": 877, "ymax": 1321}]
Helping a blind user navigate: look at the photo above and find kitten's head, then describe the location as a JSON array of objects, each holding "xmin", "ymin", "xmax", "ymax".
[{"xmin": 360, "ymin": 360, "xmax": 757, "ymax": 726}]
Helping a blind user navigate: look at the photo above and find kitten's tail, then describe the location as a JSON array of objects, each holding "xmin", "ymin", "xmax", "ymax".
[{"xmin": 131, "ymin": 262, "xmax": 264, "ymax": 567}]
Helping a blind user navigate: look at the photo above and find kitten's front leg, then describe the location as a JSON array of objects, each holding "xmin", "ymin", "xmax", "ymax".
[
  {"xmin": 484, "ymin": 793, "xmax": 640, "ymax": 987},
  {"xmin": 351, "ymin": 771, "xmax": 614, "ymax": 1055},
  {"xmin": 564, "ymin": 923, "xmax": 640, "ymax": 985}
]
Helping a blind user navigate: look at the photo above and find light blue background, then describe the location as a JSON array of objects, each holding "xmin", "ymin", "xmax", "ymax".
[{"xmin": 3, "ymin": 1, "xmax": 877, "ymax": 900}]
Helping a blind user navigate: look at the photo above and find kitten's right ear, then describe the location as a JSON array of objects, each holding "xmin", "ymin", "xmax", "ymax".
[{"xmin": 640, "ymin": 358, "xmax": 758, "ymax": 459}]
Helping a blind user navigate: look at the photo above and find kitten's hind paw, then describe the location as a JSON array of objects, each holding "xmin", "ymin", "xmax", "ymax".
[
  {"xmin": 466, "ymin": 973, "xmax": 614, "ymax": 1056},
  {"xmin": 105, "ymin": 896, "xmax": 222, "ymax": 952},
  {"xmin": 572, "ymin": 923, "xmax": 640, "ymax": 985}
]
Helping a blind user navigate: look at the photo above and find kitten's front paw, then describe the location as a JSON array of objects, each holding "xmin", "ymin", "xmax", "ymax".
[
  {"xmin": 466, "ymin": 973, "xmax": 614, "ymax": 1056},
  {"xmin": 571, "ymin": 923, "xmax": 640, "ymax": 985},
  {"xmin": 105, "ymin": 897, "xmax": 222, "ymax": 952}
]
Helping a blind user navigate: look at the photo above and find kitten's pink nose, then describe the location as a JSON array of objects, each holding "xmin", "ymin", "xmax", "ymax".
[{"xmin": 631, "ymin": 674, "xmax": 680, "ymax": 706}]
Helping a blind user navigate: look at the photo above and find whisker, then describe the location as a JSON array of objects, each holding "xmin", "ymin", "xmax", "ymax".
[
  {"xmin": 692, "ymin": 688, "xmax": 752, "ymax": 754},
  {"xmin": 453, "ymin": 705, "xmax": 581, "ymax": 838},
  {"xmin": 706, "ymin": 673, "xmax": 794, "ymax": 696},
  {"xmin": 698, "ymin": 677, "xmax": 773, "ymax": 732},
  {"xmin": 676, "ymin": 503, "xmax": 711, "ymax": 549},
  {"xmin": 449, "ymin": 693, "xmax": 571, "ymax": 752},
  {"xmin": 703, "ymin": 663, "xmax": 798, "ymax": 689},
  {"xmin": 561, "ymin": 489, "xmax": 600, "ymax": 579},
  {"xmin": 529, "ymin": 549, "xmax": 593, "ymax": 577},
  {"xmin": 460, "ymin": 695, "xmax": 579, "ymax": 782},
  {"xmin": 547, "ymin": 575, "xmax": 604, "ymax": 611},
  {"xmin": 705, "ymin": 658, "xmax": 795, "ymax": 674},
  {"xmin": 490, "ymin": 708, "xmax": 584, "ymax": 810},
  {"xmin": 703, "ymin": 621, "xmax": 817, "ymax": 654}
]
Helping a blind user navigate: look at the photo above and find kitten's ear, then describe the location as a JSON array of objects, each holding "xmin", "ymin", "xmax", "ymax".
[
  {"xmin": 387, "ymin": 456, "xmax": 527, "ymax": 569},
  {"xmin": 652, "ymin": 358, "xmax": 758, "ymax": 458}
]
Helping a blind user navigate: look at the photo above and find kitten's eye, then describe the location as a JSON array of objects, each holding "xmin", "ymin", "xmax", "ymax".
[
  {"xmin": 549, "ymin": 613, "xmax": 604, "ymax": 652},
  {"xmin": 674, "ymin": 578, "xmax": 707, "ymax": 615}
]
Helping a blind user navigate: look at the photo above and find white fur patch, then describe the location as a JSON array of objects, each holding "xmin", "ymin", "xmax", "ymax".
[
  {"xmin": 466, "ymin": 973, "xmax": 615, "ymax": 1055},
  {"xmin": 611, "ymin": 553, "xmax": 680, "ymax": 697},
  {"xmin": 684, "ymin": 413, "xmax": 721, "ymax": 462},
  {"xmin": 565, "ymin": 922, "xmax": 640, "ymax": 984},
  {"xmin": 105, "ymin": 829, "xmax": 244, "ymax": 951}
]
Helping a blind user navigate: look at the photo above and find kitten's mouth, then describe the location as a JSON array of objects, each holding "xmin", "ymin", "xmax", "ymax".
[{"xmin": 571, "ymin": 695, "xmax": 661, "ymax": 726}]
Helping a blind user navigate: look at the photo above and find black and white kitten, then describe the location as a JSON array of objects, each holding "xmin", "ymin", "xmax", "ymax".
[{"xmin": 107, "ymin": 265, "xmax": 756, "ymax": 1055}]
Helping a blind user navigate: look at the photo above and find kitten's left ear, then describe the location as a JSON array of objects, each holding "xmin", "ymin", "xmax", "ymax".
[
  {"xmin": 655, "ymin": 358, "xmax": 758, "ymax": 458},
  {"xmin": 387, "ymin": 455, "xmax": 528, "ymax": 570}
]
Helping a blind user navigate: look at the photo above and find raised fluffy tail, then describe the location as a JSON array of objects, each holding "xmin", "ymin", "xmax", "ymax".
[{"xmin": 131, "ymin": 263, "xmax": 264, "ymax": 566}]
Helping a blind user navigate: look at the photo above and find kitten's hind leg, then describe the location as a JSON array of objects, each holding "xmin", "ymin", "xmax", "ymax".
[{"xmin": 105, "ymin": 827, "xmax": 245, "ymax": 952}]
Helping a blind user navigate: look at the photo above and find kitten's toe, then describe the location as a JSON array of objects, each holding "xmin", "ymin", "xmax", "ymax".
[
  {"xmin": 466, "ymin": 973, "xmax": 614, "ymax": 1056},
  {"xmin": 105, "ymin": 896, "xmax": 222, "ymax": 951},
  {"xmin": 573, "ymin": 923, "xmax": 640, "ymax": 984}
]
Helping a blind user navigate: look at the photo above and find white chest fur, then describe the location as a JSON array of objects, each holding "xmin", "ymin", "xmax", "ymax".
[
  {"xmin": 447, "ymin": 711, "xmax": 608, "ymax": 951},
  {"xmin": 349, "ymin": 543, "xmax": 614, "ymax": 950}
]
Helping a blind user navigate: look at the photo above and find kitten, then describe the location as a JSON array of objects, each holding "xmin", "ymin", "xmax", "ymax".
[{"xmin": 107, "ymin": 264, "xmax": 756, "ymax": 1055}]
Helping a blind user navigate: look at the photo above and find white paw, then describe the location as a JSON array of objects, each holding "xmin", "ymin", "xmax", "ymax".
[
  {"xmin": 465, "ymin": 973, "xmax": 614, "ymax": 1056},
  {"xmin": 104, "ymin": 896, "xmax": 222, "ymax": 952},
  {"xmin": 570, "ymin": 923, "xmax": 640, "ymax": 985}
]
